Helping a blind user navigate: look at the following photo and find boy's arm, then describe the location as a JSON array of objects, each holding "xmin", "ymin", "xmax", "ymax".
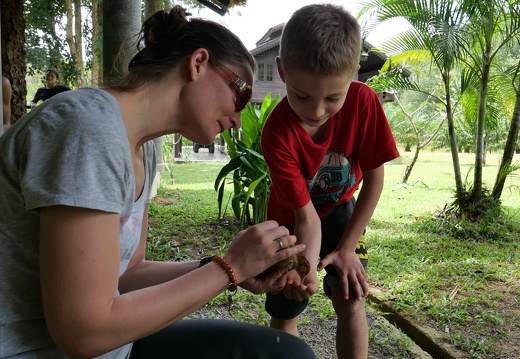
[
  {"xmin": 280, "ymin": 200, "xmax": 321, "ymax": 301},
  {"xmin": 318, "ymin": 164, "xmax": 385, "ymax": 300},
  {"xmin": 293, "ymin": 200, "xmax": 322, "ymax": 273}
]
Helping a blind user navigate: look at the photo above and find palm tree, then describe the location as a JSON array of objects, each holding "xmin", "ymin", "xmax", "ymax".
[
  {"xmin": 358, "ymin": 0, "xmax": 468, "ymax": 193},
  {"xmin": 459, "ymin": 0, "xmax": 520, "ymax": 201},
  {"xmin": 491, "ymin": 60, "xmax": 520, "ymax": 199},
  {"xmin": 360, "ymin": 0, "xmax": 520, "ymax": 217}
]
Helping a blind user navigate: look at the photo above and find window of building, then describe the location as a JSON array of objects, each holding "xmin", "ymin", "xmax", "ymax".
[
  {"xmin": 266, "ymin": 64, "xmax": 273, "ymax": 81},
  {"xmin": 257, "ymin": 63, "xmax": 265, "ymax": 81}
]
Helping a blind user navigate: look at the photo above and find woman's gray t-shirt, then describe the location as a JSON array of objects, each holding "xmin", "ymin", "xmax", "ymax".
[{"xmin": 0, "ymin": 87, "xmax": 156, "ymax": 358}]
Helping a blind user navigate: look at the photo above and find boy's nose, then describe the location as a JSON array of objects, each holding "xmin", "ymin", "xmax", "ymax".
[{"xmin": 309, "ymin": 105, "xmax": 326, "ymax": 119}]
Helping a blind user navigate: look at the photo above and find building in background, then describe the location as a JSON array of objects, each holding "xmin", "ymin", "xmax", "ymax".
[{"xmin": 249, "ymin": 23, "xmax": 390, "ymax": 104}]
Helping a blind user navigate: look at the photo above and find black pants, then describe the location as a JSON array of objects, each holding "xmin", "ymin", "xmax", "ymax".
[{"xmin": 130, "ymin": 319, "xmax": 316, "ymax": 358}]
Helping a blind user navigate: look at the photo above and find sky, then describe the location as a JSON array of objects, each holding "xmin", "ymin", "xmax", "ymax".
[{"xmin": 193, "ymin": 0, "xmax": 410, "ymax": 51}]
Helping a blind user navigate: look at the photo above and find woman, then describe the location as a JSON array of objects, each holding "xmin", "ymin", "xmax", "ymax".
[
  {"xmin": 29, "ymin": 68, "xmax": 71, "ymax": 108},
  {"xmin": 0, "ymin": 7, "xmax": 314, "ymax": 359}
]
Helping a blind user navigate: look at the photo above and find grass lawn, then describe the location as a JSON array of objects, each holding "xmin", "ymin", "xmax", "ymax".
[{"xmin": 149, "ymin": 149, "xmax": 520, "ymax": 359}]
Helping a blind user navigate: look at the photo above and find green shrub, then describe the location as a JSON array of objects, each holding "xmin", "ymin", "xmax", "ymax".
[{"xmin": 214, "ymin": 93, "xmax": 281, "ymax": 227}]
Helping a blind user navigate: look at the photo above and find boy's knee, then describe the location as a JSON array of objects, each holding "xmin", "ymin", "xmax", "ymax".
[
  {"xmin": 331, "ymin": 289, "xmax": 366, "ymax": 316},
  {"xmin": 265, "ymin": 292, "xmax": 309, "ymax": 320}
]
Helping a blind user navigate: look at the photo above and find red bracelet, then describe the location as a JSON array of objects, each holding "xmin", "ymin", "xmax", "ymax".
[{"xmin": 212, "ymin": 255, "xmax": 238, "ymax": 292}]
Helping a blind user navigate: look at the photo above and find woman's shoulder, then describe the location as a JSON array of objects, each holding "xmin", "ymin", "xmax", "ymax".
[
  {"xmin": 14, "ymin": 88, "xmax": 124, "ymax": 145},
  {"xmin": 54, "ymin": 88, "xmax": 121, "ymax": 118}
]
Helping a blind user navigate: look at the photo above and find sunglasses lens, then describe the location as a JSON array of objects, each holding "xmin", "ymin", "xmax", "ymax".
[{"xmin": 237, "ymin": 88, "xmax": 252, "ymax": 112}]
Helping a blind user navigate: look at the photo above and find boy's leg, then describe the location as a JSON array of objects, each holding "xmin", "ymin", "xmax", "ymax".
[
  {"xmin": 331, "ymin": 288, "xmax": 368, "ymax": 359},
  {"xmin": 320, "ymin": 199, "xmax": 369, "ymax": 358},
  {"xmin": 266, "ymin": 293, "xmax": 309, "ymax": 336},
  {"xmin": 270, "ymin": 316, "xmax": 299, "ymax": 336}
]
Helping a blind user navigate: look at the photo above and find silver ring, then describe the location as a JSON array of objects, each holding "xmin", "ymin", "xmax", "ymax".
[{"xmin": 277, "ymin": 239, "xmax": 283, "ymax": 251}]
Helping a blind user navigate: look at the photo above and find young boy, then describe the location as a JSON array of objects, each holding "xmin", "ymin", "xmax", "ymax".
[{"xmin": 259, "ymin": 4, "xmax": 400, "ymax": 358}]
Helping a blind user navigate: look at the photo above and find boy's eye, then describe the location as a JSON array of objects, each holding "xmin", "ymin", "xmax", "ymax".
[
  {"xmin": 327, "ymin": 97, "xmax": 340, "ymax": 103},
  {"xmin": 296, "ymin": 94, "xmax": 308, "ymax": 100}
]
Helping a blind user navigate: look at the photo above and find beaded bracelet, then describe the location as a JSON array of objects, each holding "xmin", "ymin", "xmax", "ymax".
[{"xmin": 212, "ymin": 255, "xmax": 238, "ymax": 292}]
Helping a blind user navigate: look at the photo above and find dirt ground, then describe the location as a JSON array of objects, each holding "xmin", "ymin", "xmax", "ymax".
[{"xmin": 152, "ymin": 194, "xmax": 520, "ymax": 359}]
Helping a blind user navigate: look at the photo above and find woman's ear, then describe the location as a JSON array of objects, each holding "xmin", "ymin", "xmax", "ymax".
[
  {"xmin": 188, "ymin": 48, "xmax": 210, "ymax": 81},
  {"xmin": 276, "ymin": 57, "xmax": 285, "ymax": 83}
]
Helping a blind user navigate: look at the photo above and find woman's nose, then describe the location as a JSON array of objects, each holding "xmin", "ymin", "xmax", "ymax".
[{"xmin": 229, "ymin": 112, "xmax": 242, "ymax": 129}]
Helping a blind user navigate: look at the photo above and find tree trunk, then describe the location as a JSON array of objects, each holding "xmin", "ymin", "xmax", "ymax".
[
  {"xmin": 102, "ymin": 0, "xmax": 141, "ymax": 82},
  {"xmin": 64, "ymin": 0, "xmax": 84, "ymax": 88},
  {"xmin": 492, "ymin": 69, "xmax": 520, "ymax": 200},
  {"xmin": 146, "ymin": 0, "xmax": 167, "ymax": 172},
  {"xmin": 402, "ymin": 145, "xmax": 420, "ymax": 183},
  {"xmin": 90, "ymin": 0, "xmax": 102, "ymax": 86},
  {"xmin": 473, "ymin": 49, "xmax": 492, "ymax": 201},
  {"xmin": 145, "ymin": 0, "xmax": 164, "ymax": 18},
  {"xmin": 1, "ymin": 0, "xmax": 26, "ymax": 124},
  {"xmin": 73, "ymin": 0, "xmax": 84, "ymax": 87},
  {"xmin": 443, "ymin": 72, "xmax": 464, "ymax": 193}
]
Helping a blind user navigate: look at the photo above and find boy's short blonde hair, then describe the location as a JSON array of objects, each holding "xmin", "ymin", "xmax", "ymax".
[{"xmin": 279, "ymin": 4, "xmax": 361, "ymax": 78}]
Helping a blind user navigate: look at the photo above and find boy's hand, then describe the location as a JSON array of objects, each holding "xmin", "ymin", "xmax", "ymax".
[
  {"xmin": 319, "ymin": 250, "xmax": 368, "ymax": 300},
  {"xmin": 281, "ymin": 271, "xmax": 319, "ymax": 302}
]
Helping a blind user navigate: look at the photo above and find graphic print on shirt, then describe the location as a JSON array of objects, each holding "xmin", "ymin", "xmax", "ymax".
[{"xmin": 306, "ymin": 151, "xmax": 356, "ymax": 207}]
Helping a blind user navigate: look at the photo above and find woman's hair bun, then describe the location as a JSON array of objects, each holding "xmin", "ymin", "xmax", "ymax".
[{"xmin": 141, "ymin": 6, "xmax": 192, "ymax": 49}]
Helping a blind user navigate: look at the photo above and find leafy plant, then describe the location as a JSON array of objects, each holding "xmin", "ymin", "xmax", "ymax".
[{"xmin": 214, "ymin": 93, "xmax": 281, "ymax": 227}]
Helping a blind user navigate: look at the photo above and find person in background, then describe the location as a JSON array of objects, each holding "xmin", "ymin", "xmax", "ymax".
[
  {"xmin": 29, "ymin": 68, "xmax": 71, "ymax": 108},
  {"xmin": 0, "ymin": 6, "xmax": 315, "ymax": 359},
  {"xmin": 2, "ymin": 76, "xmax": 12, "ymax": 133},
  {"xmin": 259, "ymin": 4, "xmax": 400, "ymax": 359}
]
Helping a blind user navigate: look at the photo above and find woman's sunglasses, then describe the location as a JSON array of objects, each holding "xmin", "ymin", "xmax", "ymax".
[{"xmin": 210, "ymin": 58, "xmax": 253, "ymax": 112}]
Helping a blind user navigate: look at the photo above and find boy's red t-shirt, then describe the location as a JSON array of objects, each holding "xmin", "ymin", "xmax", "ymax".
[{"xmin": 261, "ymin": 81, "xmax": 400, "ymax": 228}]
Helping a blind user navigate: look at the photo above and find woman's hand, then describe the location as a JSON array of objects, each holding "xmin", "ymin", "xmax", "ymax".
[
  {"xmin": 223, "ymin": 220, "xmax": 306, "ymax": 284},
  {"xmin": 240, "ymin": 267, "xmax": 290, "ymax": 294}
]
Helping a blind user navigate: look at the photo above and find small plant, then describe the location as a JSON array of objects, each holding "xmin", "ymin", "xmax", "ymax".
[
  {"xmin": 214, "ymin": 93, "xmax": 281, "ymax": 227},
  {"xmin": 161, "ymin": 134, "xmax": 184, "ymax": 183}
]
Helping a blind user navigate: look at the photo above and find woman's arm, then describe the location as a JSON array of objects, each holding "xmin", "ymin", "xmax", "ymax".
[
  {"xmin": 40, "ymin": 206, "xmax": 304, "ymax": 359},
  {"xmin": 118, "ymin": 205, "xmax": 200, "ymax": 293}
]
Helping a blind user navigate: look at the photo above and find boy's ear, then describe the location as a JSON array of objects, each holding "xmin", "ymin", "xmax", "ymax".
[
  {"xmin": 276, "ymin": 57, "xmax": 286, "ymax": 83},
  {"xmin": 188, "ymin": 48, "xmax": 210, "ymax": 81}
]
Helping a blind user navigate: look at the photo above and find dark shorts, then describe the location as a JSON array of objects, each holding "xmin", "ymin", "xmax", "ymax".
[{"xmin": 265, "ymin": 198, "xmax": 368, "ymax": 320}]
